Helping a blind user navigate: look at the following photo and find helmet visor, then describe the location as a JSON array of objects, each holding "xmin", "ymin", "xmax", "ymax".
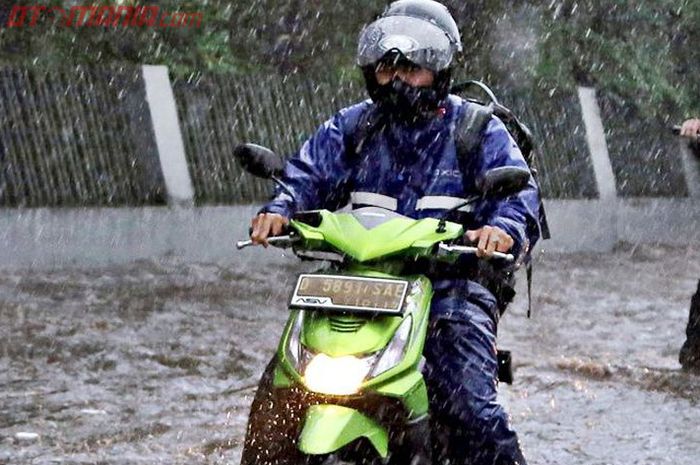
[{"xmin": 357, "ymin": 16, "xmax": 456, "ymax": 72}]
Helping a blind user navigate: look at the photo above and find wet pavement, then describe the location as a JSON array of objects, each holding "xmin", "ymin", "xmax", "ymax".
[{"xmin": 1, "ymin": 243, "xmax": 699, "ymax": 464}]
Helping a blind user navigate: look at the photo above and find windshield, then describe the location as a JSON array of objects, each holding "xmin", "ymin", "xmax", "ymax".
[{"xmin": 349, "ymin": 206, "xmax": 412, "ymax": 230}]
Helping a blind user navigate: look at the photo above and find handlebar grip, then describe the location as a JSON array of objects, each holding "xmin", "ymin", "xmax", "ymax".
[
  {"xmin": 495, "ymin": 252, "xmax": 516, "ymax": 263},
  {"xmin": 237, "ymin": 239, "xmax": 254, "ymax": 250},
  {"xmin": 236, "ymin": 235, "xmax": 296, "ymax": 251},
  {"xmin": 672, "ymin": 125, "xmax": 681, "ymax": 135}
]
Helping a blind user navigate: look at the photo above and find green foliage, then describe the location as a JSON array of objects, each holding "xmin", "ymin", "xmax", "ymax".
[
  {"xmin": 1, "ymin": 0, "xmax": 698, "ymax": 118},
  {"xmin": 0, "ymin": 0, "xmax": 241, "ymax": 75},
  {"xmin": 538, "ymin": 0, "xmax": 700, "ymax": 119}
]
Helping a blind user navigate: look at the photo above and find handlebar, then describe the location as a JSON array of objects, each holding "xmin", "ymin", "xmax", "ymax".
[
  {"xmin": 438, "ymin": 243, "xmax": 515, "ymax": 263},
  {"xmin": 236, "ymin": 236, "xmax": 515, "ymax": 262},
  {"xmin": 236, "ymin": 235, "xmax": 297, "ymax": 250}
]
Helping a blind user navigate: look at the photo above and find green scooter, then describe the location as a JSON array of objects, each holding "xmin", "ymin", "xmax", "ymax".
[{"xmin": 235, "ymin": 144, "xmax": 528, "ymax": 465}]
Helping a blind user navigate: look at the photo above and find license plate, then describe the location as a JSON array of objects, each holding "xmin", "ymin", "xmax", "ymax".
[{"xmin": 290, "ymin": 274, "xmax": 409, "ymax": 314}]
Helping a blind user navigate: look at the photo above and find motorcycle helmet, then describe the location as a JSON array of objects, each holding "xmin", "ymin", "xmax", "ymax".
[{"xmin": 357, "ymin": 0, "xmax": 462, "ymax": 119}]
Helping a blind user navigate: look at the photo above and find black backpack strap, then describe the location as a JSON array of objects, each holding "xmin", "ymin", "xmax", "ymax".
[
  {"xmin": 344, "ymin": 105, "xmax": 386, "ymax": 159},
  {"xmin": 454, "ymin": 102, "xmax": 494, "ymax": 163}
]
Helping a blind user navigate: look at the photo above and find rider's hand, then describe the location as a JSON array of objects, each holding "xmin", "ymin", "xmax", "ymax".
[
  {"xmin": 465, "ymin": 226, "xmax": 514, "ymax": 258},
  {"xmin": 250, "ymin": 213, "xmax": 289, "ymax": 247},
  {"xmin": 681, "ymin": 119, "xmax": 700, "ymax": 138}
]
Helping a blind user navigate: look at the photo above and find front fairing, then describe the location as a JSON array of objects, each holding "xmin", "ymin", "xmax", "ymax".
[
  {"xmin": 276, "ymin": 271, "xmax": 432, "ymax": 391},
  {"xmin": 290, "ymin": 208, "xmax": 464, "ymax": 262},
  {"xmin": 271, "ymin": 208, "xmax": 453, "ymax": 432}
]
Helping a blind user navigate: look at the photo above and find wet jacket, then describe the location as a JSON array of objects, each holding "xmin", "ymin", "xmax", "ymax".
[{"xmin": 262, "ymin": 95, "xmax": 541, "ymax": 258}]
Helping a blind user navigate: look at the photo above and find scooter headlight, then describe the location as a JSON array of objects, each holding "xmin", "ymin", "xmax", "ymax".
[
  {"xmin": 290, "ymin": 312, "xmax": 413, "ymax": 395},
  {"xmin": 303, "ymin": 353, "xmax": 375, "ymax": 395},
  {"xmin": 369, "ymin": 315, "xmax": 412, "ymax": 378},
  {"xmin": 286, "ymin": 310, "xmax": 310, "ymax": 372}
]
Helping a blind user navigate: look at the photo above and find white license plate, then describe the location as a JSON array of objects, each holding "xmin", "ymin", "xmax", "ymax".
[{"xmin": 290, "ymin": 274, "xmax": 408, "ymax": 314}]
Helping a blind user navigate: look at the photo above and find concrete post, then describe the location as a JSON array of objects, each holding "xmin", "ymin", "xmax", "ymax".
[
  {"xmin": 577, "ymin": 87, "xmax": 617, "ymax": 201},
  {"xmin": 576, "ymin": 87, "xmax": 618, "ymax": 250},
  {"xmin": 142, "ymin": 65, "xmax": 195, "ymax": 206}
]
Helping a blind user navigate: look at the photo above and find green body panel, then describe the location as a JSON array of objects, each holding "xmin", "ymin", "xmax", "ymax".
[
  {"xmin": 360, "ymin": 274, "xmax": 433, "ymax": 418},
  {"xmin": 274, "ymin": 273, "xmax": 434, "ymax": 418},
  {"xmin": 302, "ymin": 309, "xmax": 402, "ymax": 357},
  {"xmin": 299, "ymin": 266, "xmax": 429, "ymax": 360},
  {"xmin": 267, "ymin": 211, "xmax": 465, "ymax": 456},
  {"xmin": 291, "ymin": 210, "xmax": 462, "ymax": 261},
  {"xmin": 273, "ymin": 364, "xmax": 293, "ymax": 388},
  {"xmin": 298, "ymin": 405, "xmax": 389, "ymax": 458},
  {"xmin": 375, "ymin": 371, "xmax": 429, "ymax": 418}
]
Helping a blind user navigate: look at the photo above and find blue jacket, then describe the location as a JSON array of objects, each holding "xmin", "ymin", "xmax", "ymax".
[{"xmin": 262, "ymin": 95, "xmax": 541, "ymax": 258}]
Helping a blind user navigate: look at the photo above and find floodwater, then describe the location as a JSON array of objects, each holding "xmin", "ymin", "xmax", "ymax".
[{"xmin": 1, "ymin": 243, "xmax": 699, "ymax": 464}]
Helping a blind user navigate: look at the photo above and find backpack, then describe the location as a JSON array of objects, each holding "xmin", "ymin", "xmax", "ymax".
[
  {"xmin": 452, "ymin": 81, "xmax": 551, "ymax": 317},
  {"xmin": 450, "ymin": 80, "xmax": 550, "ymax": 241},
  {"xmin": 345, "ymin": 80, "xmax": 550, "ymax": 316}
]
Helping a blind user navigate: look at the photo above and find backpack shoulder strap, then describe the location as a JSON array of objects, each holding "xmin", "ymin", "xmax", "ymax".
[
  {"xmin": 454, "ymin": 101, "xmax": 494, "ymax": 163},
  {"xmin": 343, "ymin": 103, "xmax": 385, "ymax": 159}
]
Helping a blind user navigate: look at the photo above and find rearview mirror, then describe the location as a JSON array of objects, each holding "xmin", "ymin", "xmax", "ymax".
[
  {"xmin": 476, "ymin": 166, "xmax": 530, "ymax": 197},
  {"xmin": 233, "ymin": 143, "xmax": 285, "ymax": 179}
]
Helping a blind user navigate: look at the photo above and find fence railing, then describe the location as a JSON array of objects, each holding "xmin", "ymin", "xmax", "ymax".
[
  {"xmin": 172, "ymin": 73, "xmax": 365, "ymax": 205},
  {"xmin": 0, "ymin": 66, "xmax": 165, "ymax": 207},
  {"xmin": 0, "ymin": 66, "xmax": 690, "ymax": 208},
  {"xmin": 597, "ymin": 92, "xmax": 689, "ymax": 197}
]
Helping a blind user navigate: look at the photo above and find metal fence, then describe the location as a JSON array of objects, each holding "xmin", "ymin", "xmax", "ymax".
[
  {"xmin": 0, "ymin": 66, "xmax": 165, "ymax": 207},
  {"xmin": 489, "ymin": 85, "xmax": 598, "ymax": 199},
  {"xmin": 598, "ymin": 92, "xmax": 688, "ymax": 197},
  {"xmin": 0, "ymin": 66, "xmax": 689, "ymax": 208},
  {"xmin": 172, "ymin": 73, "xmax": 365, "ymax": 204},
  {"xmin": 172, "ymin": 75, "xmax": 600, "ymax": 203}
]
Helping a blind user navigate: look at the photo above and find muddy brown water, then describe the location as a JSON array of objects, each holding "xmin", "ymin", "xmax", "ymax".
[{"xmin": 1, "ymin": 244, "xmax": 699, "ymax": 464}]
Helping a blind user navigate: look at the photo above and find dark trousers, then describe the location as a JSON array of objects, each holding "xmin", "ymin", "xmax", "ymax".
[
  {"xmin": 680, "ymin": 280, "xmax": 700, "ymax": 372},
  {"xmin": 424, "ymin": 280, "xmax": 527, "ymax": 465}
]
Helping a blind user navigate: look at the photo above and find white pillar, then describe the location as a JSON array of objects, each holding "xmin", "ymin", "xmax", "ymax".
[
  {"xmin": 577, "ymin": 87, "xmax": 617, "ymax": 201},
  {"xmin": 142, "ymin": 65, "xmax": 194, "ymax": 206},
  {"xmin": 576, "ymin": 86, "xmax": 617, "ymax": 250}
]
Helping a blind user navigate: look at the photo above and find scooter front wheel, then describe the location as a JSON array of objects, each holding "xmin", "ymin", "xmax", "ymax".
[{"xmin": 240, "ymin": 356, "xmax": 305, "ymax": 465}]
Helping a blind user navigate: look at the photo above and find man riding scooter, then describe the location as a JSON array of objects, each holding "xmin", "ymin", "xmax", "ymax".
[{"xmin": 243, "ymin": 1, "xmax": 542, "ymax": 464}]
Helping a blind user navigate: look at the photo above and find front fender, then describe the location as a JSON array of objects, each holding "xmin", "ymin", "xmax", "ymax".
[{"xmin": 298, "ymin": 404, "xmax": 388, "ymax": 458}]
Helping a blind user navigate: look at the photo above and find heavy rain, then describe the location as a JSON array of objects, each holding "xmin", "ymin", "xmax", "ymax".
[{"xmin": 1, "ymin": 1, "xmax": 699, "ymax": 465}]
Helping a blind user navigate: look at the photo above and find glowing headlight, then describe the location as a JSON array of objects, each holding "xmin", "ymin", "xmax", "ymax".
[{"xmin": 304, "ymin": 353, "xmax": 374, "ymax": 395}]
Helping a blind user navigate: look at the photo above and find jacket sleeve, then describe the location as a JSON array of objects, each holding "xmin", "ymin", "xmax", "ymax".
[
  {"xmin": 260, "ymin": 112, "xmax": 352, "ymax": 218},
  {"xmin": 473, "ymin": 117, "xmax": 541, "ymax": 258}
]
